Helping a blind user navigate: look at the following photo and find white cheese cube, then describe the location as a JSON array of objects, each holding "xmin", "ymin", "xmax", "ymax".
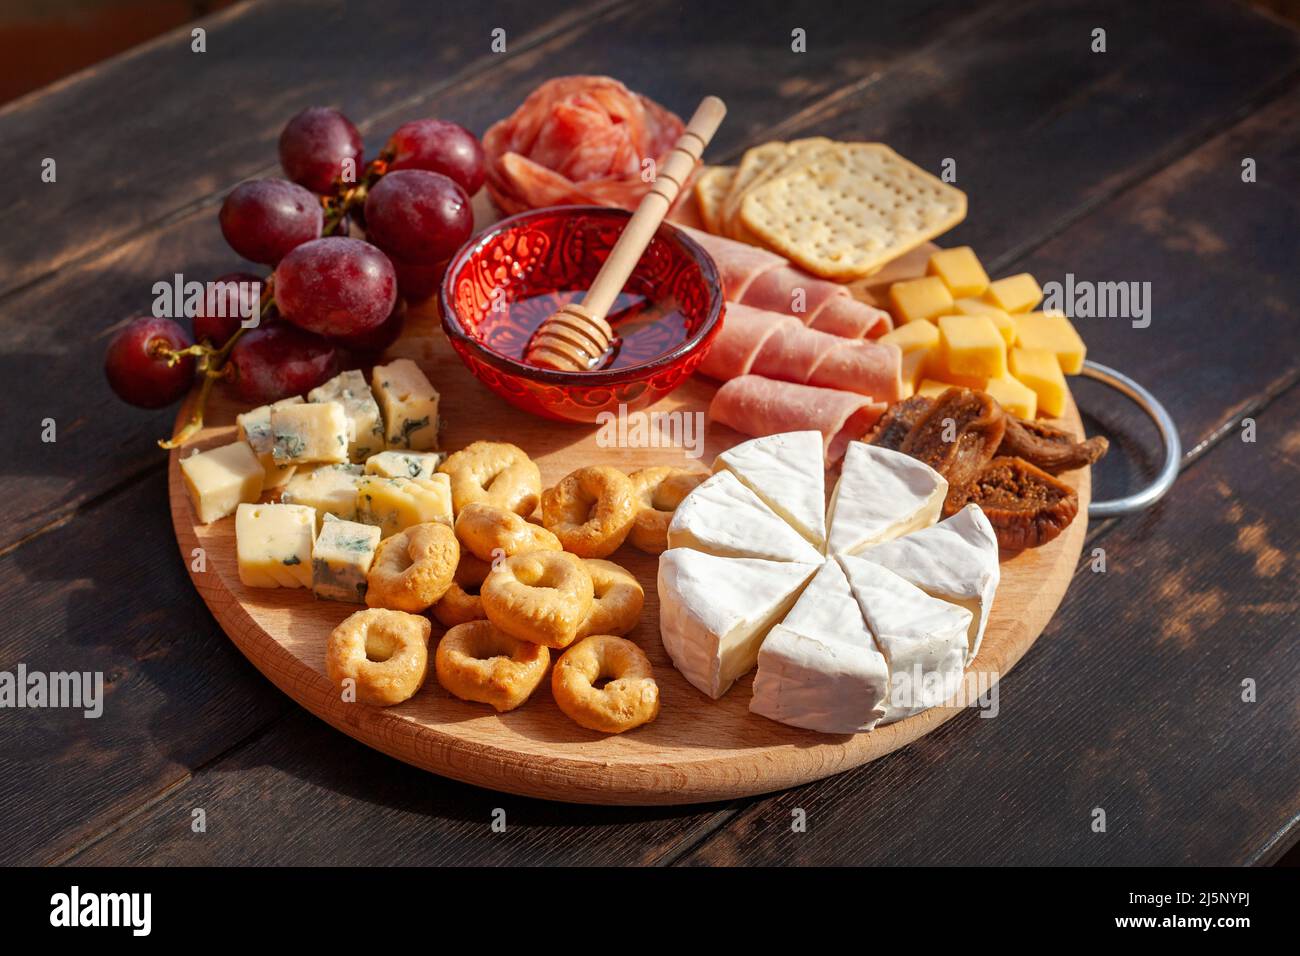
[
  {"xmin": 180, "ymin": 441, "xmax": 265, "ymax": 524},
  {"xmin": 235, "ymin": 502, "xmax": 316, "ymax": 588},
  {"xmin": 270, "ymin": 401, "xmax": 350, "ymax": 465},
  {"xmin": 235, "ymin": 396, "xmax": 303, "ymax": 489},
  {"xmin": 371, "ymin": 358, "xmax": 439, "ymax": 450},
  {"xmin": 364, "ymin": 450, "xmax": 445, "ymax": 480},
  {"xmin": 355, "ymin": 474, "xmax": 453, "ymax": 538},
  {"xmin": 312, "ymin": 515, "xmax": 382, "ymax": 603},
  {"xmin": 308, "ymin": 369, "xmax": 384, "ymax": 462},
  {"xmin": 280, "ymin": 464, "xmax": 364, "ymax": 526}
]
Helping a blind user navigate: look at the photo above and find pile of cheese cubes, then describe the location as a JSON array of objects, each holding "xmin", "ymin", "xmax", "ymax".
[
  {"xmin": 880, "ymin": 247, "xmax": 1086, "ymax": 419},
  {"xmin": 178, "ymin": 359, "xmax": 448, "ymax": 604}
]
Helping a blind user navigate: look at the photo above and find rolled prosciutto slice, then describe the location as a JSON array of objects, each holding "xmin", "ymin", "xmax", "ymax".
[
  {"xmin": 701, "ymin": 303, "xmax": 903, "ymax": 401},
  {"xmin": 683, "ymin": 227, "xmax": 892, "ymax": 339},
  {"xmin": 710, "ymin": 375, "xmax": 888, "ymax": 464}
]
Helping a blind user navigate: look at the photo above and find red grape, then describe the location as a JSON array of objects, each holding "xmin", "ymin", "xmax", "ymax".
[
  {"xmin": 193, "ymin": 271, "xmax": 263, "ymax": 346},
  {"xmin": 225, "ymin": 323, "xmax": 340, "ymax": 404},
  {"xmin": 279, "ymin": 107, "xmax": 364, "ymax": 194},
  {"xmin": 104, "ymin": 316, "xmax": 196, "ymax": 408},
  {"xmin": 273, "ymin": 236, "xmax": 397, "ymax": 337},
  {"xmin": 384, "ymin": 119, "xmax": 485, "ymax": 195},
  {"xmin": 389, "ymin": 254, "xmax": 449, "ymax": 302},
  {"xmin": 219, "ymin": 179, "xmax": 322, "ymax": 264},
  {"xmin": 363, "ymin": 170, "xmax": 472, "ymax": 263},
  {"xmin": 330, "ymin": 298, "xmax": 407, "ymax": 353}
]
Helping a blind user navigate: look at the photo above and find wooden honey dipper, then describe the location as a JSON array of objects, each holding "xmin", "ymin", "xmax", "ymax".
[{"xmin": 524, "ymin": 95, "xmax": 727, "ymax": 372}]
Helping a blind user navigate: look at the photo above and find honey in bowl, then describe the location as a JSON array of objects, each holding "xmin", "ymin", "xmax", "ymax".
[
  {"xmin": 489, "ymin": 290, "xmax": 689, "ymax": 371},
  {"xmin": 440, "ymin": 205, "xmax": 724, "ymax": 423}
]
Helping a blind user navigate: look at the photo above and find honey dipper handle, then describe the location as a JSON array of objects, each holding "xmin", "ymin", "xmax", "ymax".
[{"xmin": 580, "ymin": 96, "xmax": 727, "ymax": 322}]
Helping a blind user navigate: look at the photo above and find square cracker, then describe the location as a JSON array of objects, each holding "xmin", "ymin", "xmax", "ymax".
[
  {"xmin": 721, "ymin": 141, "xmax": 788, "ymax": 240},
  {"xmin": 723, "ymin": 138, "xmax": 831, "ymax": 242},
  {"xmin": 693, "ymin": 166, "xmax": 735, "ymax": 234},
  {"xmin": 739, "ymin": 142, "xmax": 966, "ymax": 280}
]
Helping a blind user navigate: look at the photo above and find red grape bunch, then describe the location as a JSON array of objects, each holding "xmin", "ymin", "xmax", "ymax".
[{"xmin": 105, "ymin": 106, "xmax": 485, "ymax": 447}]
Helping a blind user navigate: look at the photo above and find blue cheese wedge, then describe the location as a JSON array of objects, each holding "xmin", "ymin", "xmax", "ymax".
[
  {"xmin": 364, "ymin": 450, "xmax": 446, "ymax": 480},
  {"xmin": 235, "ymin": 502, "xmax": 316, "ymax": 588},
  {"xmin": 750, "ymin": 559, "xmax": 891, "ymax": 734},
  {"xmin": 236, "ymin": 396, "xmax": 303, "ymax": 489},
  {"xmin": 371, "ymin": 358, "xmax": 439, "ymax": 450},
  {"xmin": 837, "ymin": 553, "xmax": 971, "ymax": 723},
  {"xmin": 270, "ymin": 400, "xmax": 350, "ymax": 465},
  {"xmin": 355, "ymin": 474, "xmax": 453, "ymax": 538},
  {"xmin": 308, "ymin": 369, "xmax": 384, "ymax": 462},
  {"xmin": 312, "ymin": 515, "xmax": 382, "ymax": 603},
  {"xmin": 180, "ymin": 441, "xmax": 264, "ymax": 524},
  {"xmin": 280, "ymin": 463, "xmax": 364, "ymax": 526}
]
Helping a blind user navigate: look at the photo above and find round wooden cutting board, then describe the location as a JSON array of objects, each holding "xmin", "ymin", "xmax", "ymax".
[{"xmin": 168, "ymin": 295, "xmax": 1090, "ymax": 805}]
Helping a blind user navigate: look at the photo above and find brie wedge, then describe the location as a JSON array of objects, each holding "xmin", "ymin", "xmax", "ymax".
[
  {"xmin": 712, "ymin": 430, "xmax": 827, "ymax": 551},
  {"xmin": 838, "ymin": 553, "xmax": 971, "ymax": 723},
  {"xmin": 827, "ymin": 442, "xmax": 947, "ymax": 556},
  {"xmin": 658, "ymin": 548, "xmax": 819, "ymax": 699},
  {"xmin": 668, "ymin": 470, "xmax": 823, "ymax": 564},
  {"xmin": 750, "ymin": 559, "xmax": 890, "ymax": 734},
  {"xmin": 858, "ymin": 503, "xmax": 1000, "ymax": 663}
]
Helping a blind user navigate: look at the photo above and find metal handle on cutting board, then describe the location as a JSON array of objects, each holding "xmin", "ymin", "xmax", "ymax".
[{"xmin": 1079, "ymin": 360, "xmax": 1181, "ymax": 519}]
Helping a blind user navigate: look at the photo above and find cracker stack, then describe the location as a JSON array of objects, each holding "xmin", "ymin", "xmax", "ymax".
[{"xmin": 693, "ymin": 140, "xmax": 966, "ymax": 282}]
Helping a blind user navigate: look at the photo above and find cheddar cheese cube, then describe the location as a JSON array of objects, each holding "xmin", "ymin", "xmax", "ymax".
[
  {"xmin": 938, "ymin": 315, "xmax": 1007, "ymax": 379},
  {"xmin": 984, "ymin": 374, "xmax": 1038, "ymax": 420},
  {"xmin": 364, "ymin": 450, "xmax": 446, "ymax": 480},
  {"xmin": 1010, "ymin": 347, "xmax": 1068, "ymax": 418},
  {"xmin": 235, "ymin": 502, "xmax": 315, "ymax": 588},
  {"xmin": 927, "ymin": 246, "xmax": 989, "ymax": 298},
  {"xmin": 985, "ymin": 273, "xmax": 1042, "ymax": 313},
  {"xmin": 236, "ymin": 396, "xmax": 302, "ymax": 490},
  {"xmin": 180, "ymin": 441, "xmax": 265, "ymax": 524},
  {"xmin": 271, "ymin": 401, "xmax": 350, "ymax": 465},
  {"xmin": 355, "ymin": 474, "xmax": 453, "ymax": 538},
  {"xmin": 880, "ymin": 317, "xmax": 941, "ymax": 355},
  {"xmin": 281, "ymin": 463, "xmax": 365, "ymax": 526},
  {"xmin": 309, "ymin": 369, "xmax": 384, "ymax": 463},
  {"xmin": 917, "ymin": 378, "xmax": 957, "ymax": 400},
  {"xmin": 900, "ymin": 351, "xmax": 927, "ymax": 398},
  {"xmin": 888, "ymin": 276, "xmax": 954, "ymax": 324},
  {"xmin": 372, "ymin": 358, "xmax": 440, "ymax": 451},
  {"xmin": 1012, "ymin": 311, "xmax": 1087, "ymax": 374},
  {"xmin": 312, "ymin": 515, "xmax": 382, "ymax": 603},
  {"xmin": 953, "ymin": 297, "xmax": 1001, "ymax": 316}
]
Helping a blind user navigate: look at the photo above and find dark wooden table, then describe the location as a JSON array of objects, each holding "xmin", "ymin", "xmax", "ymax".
[{"xmin": 1, "ymin": 0, "xmax": 1296, "ymax": 866}]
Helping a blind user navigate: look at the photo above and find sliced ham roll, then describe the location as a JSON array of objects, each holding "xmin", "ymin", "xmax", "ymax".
[
  {"xmin": 701, "ymin": 303, "xmax": 903, "ymax": 401},
  {"xmin": 710, "ymin": 375, "xmax": 887, "ymax": 464},
  {"xmin": 683, "ymin": 227, "xmax": 892, "ymax": 339}
]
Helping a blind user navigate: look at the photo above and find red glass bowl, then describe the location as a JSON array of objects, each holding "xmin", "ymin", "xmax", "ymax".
[{"xmin": 439, "ymin": 205, "xmax": 724, "ymax": 423}]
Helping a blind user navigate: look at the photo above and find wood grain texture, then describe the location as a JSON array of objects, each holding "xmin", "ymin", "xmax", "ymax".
[
  {"xmin": 679, "ymin": 378, "xmax": 1300, "ymax": 865},
  {"xmin": 167, "ymin": 278, "xmax": 1089, "ymax": 805}
]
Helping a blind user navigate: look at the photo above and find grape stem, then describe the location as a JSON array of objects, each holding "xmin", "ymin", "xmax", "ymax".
[
  {"xmin": 158, "ymin": 284, "xmax": 276, "ymax": 450},
  {"xmin": 322, "ymin": 156, "xmax": 389, "ymax": 236}
]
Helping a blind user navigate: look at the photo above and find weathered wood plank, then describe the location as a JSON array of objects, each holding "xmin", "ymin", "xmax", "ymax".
[
  {"xmin": 0, "ymin": 0, "xmax": 995, "ymax": 551},
  {"xmin": 0, "ymin": 469, "xmax": 290, "ymax": 865},
  {"xmin": 0, "ymin": 0, "xmax": 625, "ymax": 298},
  {"xmin": 678, "ymin": 378, "xmax": 1300, "ymax": 866},
  {"xmin": 66, "ymin": 707, "xmax": 735, "ymax": 865}
]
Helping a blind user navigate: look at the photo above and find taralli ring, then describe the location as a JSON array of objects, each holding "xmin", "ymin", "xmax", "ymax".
[
  {"xmin": 551, "ymin": 635, "xmax": 660, "ymax": 733},
  {"xmin": 455, "ymin": 502, "xmax": 561, "ymax": 562},
  {"xmin": 541, "ymin": 465, "xmax": 637, "ymax": 558},
  {"xmin": 438, "ymin": 441, "xmax": 542, "ymax": 517},
  {"xmin": 433, "ymin": 552, "xmax": 493, "ymax": 628},
  {"xmin": 365, "ymin": 522, "xmax": 459, "ymax": 613},
  {"xmin": 435, "ymin": 620, "xmax": 550, "ymax": 712},
  {"xmin": 627, "ymin": 466, "xmax": 708, "ymax": 554},
  {"xmin": 576, "ymin": 559, "xmax": 644, "ymax": 638},
  {"xmin": 481, "ymin": 550, "xmax": 594, "ymax": 649},
  {"xmin": 326, "ymin": 608, "xmax": 431, "ymax": 707}
]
